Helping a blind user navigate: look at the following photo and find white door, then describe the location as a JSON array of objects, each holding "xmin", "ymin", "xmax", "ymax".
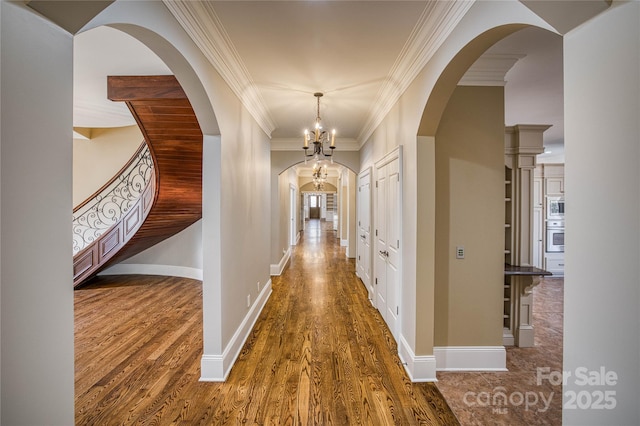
[
  {"xmin": 385, "ymin": 159, "xmax": 401, "ymax": 332},
  {"xmin": 289, "ymin": 186, "xmax": 297, "ymax": 246},
  {"xmin": 375, "ymin": 166, "xmax": 388, "ymax": 313},
  {"xmin": 357, "ymin": 169, "xmax": 372, "ymax": 300},
  {"xmin": 374, "ymin": 147, "xmax": 402, "ymax": 338},
  {"xmin": 301, "ymin": 194, "xmax": 306, "ymax": 231}
]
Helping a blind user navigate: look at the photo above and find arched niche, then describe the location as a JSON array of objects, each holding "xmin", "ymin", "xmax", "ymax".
[
  {"xmin": 271, "ymin": 150, "xmax": 360, "ymax": 176},
  {"xmin": 300, "ymin": 182, "xmax": 338, "ymax": 192}
]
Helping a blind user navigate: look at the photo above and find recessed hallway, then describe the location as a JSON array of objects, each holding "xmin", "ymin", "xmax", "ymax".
[{"xmin": 74, "ymin": 219, "xmax": 458, "ymax": 424}]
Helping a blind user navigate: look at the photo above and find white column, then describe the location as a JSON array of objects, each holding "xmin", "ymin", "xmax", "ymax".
[
  {"xmin": 200, "ymin": 135, "xmax": 224, "ymax": 380},
  {"xmin": 1, "ymin": 3, "xmax": 75, "ymax": 423},
  {"xmin": 504, "ymin": 125, "xmax": 548, "ymax": 347},
  {"xmin": 564, "ymin": 3, "xmax": 640, "ymax": 424}
]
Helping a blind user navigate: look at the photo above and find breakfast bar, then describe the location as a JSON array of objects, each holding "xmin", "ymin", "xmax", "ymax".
[{"xmin": 503, "ymin": 264, "xmax": 552, "ymax": 347}]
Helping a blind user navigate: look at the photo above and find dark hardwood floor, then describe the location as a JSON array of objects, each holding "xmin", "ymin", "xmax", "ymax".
[{"xmin": 75, "ymin": 219, "xmax": 459, "ymax": 425}]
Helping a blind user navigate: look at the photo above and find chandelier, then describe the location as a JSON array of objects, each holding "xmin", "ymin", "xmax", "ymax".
[
  {"xmin": 312, "ymin": 162, "xmax": 328, "ymax": 191},
  {"xmin": 303, "ymin": 92, "xmax": 335, "ymax": 161}
]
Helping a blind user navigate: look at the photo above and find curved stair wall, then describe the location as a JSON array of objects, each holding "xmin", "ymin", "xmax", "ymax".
[
  {"xmin": 72, "ymin": 142, "xmax": 155, "ymax": 285},
  {"xmin": 73, "ymin": 75, "xmax": 203, "ymax": 287}
]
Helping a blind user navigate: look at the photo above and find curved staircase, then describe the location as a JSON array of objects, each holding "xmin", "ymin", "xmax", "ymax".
[{"xmin": 73, "ymin": 75, "xmax": 203, "ymax": 287}]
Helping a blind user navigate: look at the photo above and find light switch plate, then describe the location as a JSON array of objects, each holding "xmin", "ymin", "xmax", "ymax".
[{"xmin": 456, "ymin": 246, "xmax": 465, "ymax": 259}]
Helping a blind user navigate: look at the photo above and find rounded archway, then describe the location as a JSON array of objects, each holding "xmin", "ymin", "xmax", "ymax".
[
  {"xmin": 418, "ymin": 24, "xmax": 528, "ymax": 137},
  {"xmin": 414, "ymin": 22, "xmax": 561, "ymax": 374}
]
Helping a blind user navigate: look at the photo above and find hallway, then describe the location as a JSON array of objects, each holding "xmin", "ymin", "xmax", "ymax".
[{"xmin": 75, "ymin": 219, "xmax": 458, "ymax": 424}]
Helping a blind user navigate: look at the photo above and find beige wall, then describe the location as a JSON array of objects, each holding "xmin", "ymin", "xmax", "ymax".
[
  {"xmin": 359, "ymin": 1, "xmax": 554, "ymax": 359},
  {"xmin": 73, "ymin": 125, "xmax": 143, "ymax": 207},
  {"xmin": 434, "ymin": 85, "xmax": 504, "ymax": 347}
]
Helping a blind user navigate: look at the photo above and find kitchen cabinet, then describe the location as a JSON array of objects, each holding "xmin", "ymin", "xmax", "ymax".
[
  {"xmin": 533, "ymin": 177, "xmax": 543, "ymax": 208},
  {"xmin": 545, "ymin": 253, "xmax": 565, "ymax": 276},
  {"xmin": 543, "ymin": 164, "xmax": 564, "ymax": 195},
  {"xmin": 545, "ymin": 177, "xmax": 564, "ymax": 195},
  {"xmin": 532, "ymin": 207, "xmax": 544, "ymax": 268},
  {"xmin": 504, "ymin": 166, "xmax": 513, "ymax": 265},
  {"xmin": 538, "ymin": 164, "xmax": 565, "ymax": 276},
  {"xmin": 533, "ymin": 175, "xmax": 544, "ymax": 268}
]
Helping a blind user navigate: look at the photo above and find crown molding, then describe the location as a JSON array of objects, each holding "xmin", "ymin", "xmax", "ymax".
[
  {"xmin": 164, "ymin": 1, "xmax": 474, "ymax": 145},
  {"xmin": 162, "ymin": 1, "xmax": 276, "ymax": 138},
  {"xmin": 459, "ymin": 53, "xmax": 525, "ymax": 86},
  {"xmin": 357, "ymin": 0, "xmax": 475, "ymax": 146}
]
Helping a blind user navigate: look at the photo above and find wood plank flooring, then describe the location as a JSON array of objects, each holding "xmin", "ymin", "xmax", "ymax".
[{"xmin": 75, "ymin": 219, "xmax": 459, "ymax": 425}]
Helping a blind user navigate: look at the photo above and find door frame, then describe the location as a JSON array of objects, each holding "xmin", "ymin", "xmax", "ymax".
[
  {"xmin": 357, "ymin": 167, "xmax": 373, "ymax": 300},
  {"xmin": 373, "ymin": 146, "xmax": 403, "ymax": 340},
  {"xmin": 289, "ymin": 184, "xmax": 297, "ymax": 246}
]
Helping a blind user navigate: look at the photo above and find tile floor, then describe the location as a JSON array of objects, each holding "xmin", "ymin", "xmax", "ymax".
[{"xmin": 436, "ymin": 277, "xmax": 564, "ymax": 425}]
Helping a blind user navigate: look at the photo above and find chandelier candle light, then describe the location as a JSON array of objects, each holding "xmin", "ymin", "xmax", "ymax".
[
  {"xmin": 312, "ymin": 161, "xmax": 328, "ymax": 190},
  {"xmin": 303, "ymin": 92, "xmax": 336, "ymax": 162}
]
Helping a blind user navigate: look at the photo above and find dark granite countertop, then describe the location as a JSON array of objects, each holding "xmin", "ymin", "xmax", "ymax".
[{"xmin": 504, "ymin": 264, "xmax": 552, "ymax": 276}]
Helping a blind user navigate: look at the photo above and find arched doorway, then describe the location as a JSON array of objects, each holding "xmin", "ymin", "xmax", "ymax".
[
  {"xmin": 270, "ymin": 153, "xmax": 358, "ymax": 275},
  {"xmin": 271, "ymin": 150, "xmax": 360, "ymax": 275},
  {"xmin": 415, "ymin": 21, "xmax": 565, "ymax": 425}
]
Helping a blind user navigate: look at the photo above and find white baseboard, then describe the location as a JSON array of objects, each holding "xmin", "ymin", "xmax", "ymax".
[
  {"xmin": 270, "ymin": 248, "xmax": 291, "ymax": 276},
  {"xmin": 295, "ymin": 232, "xmax": 301, "ymax": 245},
  {"xmin": 200, "ymin": 279, "xmax": 272, "ymax": 381},
  {"xmin": 434, "ymin": 346, "xmax": 507, "ymax": 371},
  {"xmin": 398, "ymin": 336, "xmax": 437, "ymax": 382},
  {"xmin": 98, "ymin": 263, "xmax": 203, "ymax": 281}
]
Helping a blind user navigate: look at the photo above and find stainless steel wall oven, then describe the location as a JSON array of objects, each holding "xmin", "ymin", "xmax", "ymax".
[{"xmin": 546, "ymin": 219, "xmax": 564, "ymax": 253}]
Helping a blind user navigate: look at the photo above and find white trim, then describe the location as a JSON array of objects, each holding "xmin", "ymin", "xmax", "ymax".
[
  {"xmin": 340, "ymin": 239, "xmax": 348, "ymax": 247},
  {"xmin": 373, "ymin": 146, "xmax": 403, "ymax": 341},
  {"xmin": 200, "ymin": 279, "xmax": 273, "ymax": 381},
  {"xmin": 270, "ymin": 247, "xmax": 291, "ymax": 276},
  {"xmin": 163, "ymin": 0, "xmax": 472, "ymax": 146},
  {"xmin": 398, "ymin": 336, "xmax": 437, "ymax": 382},
  {"xmin": 434, "ymin": 346, "xmax": 507, "ymax": 371},
  {"xmin": 357, "ymin": 1, "xmax": 474, "ymax": 145},
  {"xmin": 458, "ymin": 53, "xmax": 525, "ymax": 87},
  {"xmin": 162, "ymin": 1, "xmax": 275, "ymax": 137},
  {"xmin": 98, "ymin": 263, "xmax": 203, "ymax": 281}
]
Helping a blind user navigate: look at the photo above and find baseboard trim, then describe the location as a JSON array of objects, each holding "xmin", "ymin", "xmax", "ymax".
[
  {"xmin": 200, "ymin": 279, "xmax": 272, "ymax": 381},
  {"xmin": 270, "ymin": 248, "xmax": 291, "ymax": 276},
  {"xmin": 398, "ymin": 335, "xmax": 437, "ymax": 382},
  {"xmin": 434, "ymin": 346, "xmax": 507, "ymax": 371},
  {"xmin": 98, "ymin": 263, "xmax": 203, "ymax": 281}
]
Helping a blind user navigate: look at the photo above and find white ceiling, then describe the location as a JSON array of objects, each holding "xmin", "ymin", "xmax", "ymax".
[
  {"xmin": 74, "ymin": 1, "xmax": 564, "ymax": 162},
  {"xmin": 74, "ymin": 26, "xmax": 171, "ymax": 128},
  {"xmin": 209, "ymin": 1, "xmax": 427, "ymax": 142}
]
